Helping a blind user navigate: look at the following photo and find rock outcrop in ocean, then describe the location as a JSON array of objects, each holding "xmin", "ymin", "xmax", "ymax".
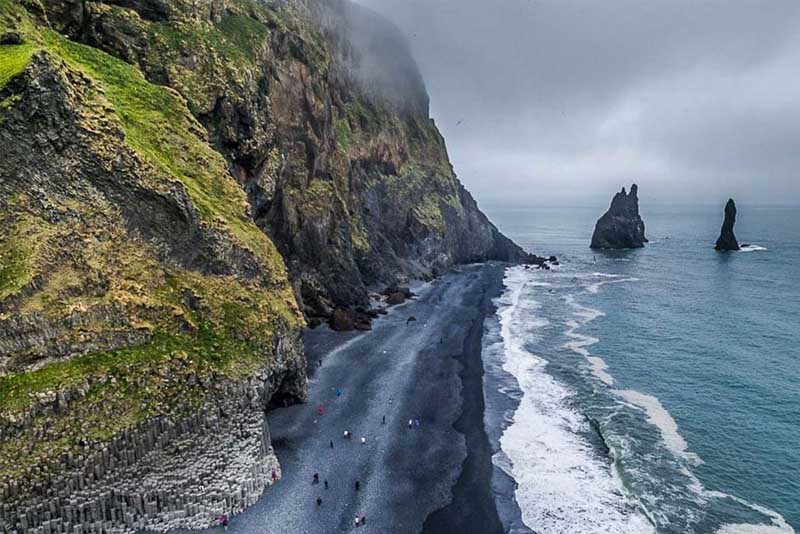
[
  {"xmin": 715, "ymin": 199, "xmax": 741, "ymax": 251},
  {"xmin": 0, "ymin": 0, "xmax": 537, "ymax": 532},
  {"xmin": 590, "ymin": 184, "xmax": 648, "ymax": 249}
]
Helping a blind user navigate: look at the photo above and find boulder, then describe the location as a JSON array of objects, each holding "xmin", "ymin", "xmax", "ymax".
[
  {"xmin": 329, "ymin": 309, "xmax": 355, "ymax": 331},
  {"xmin": 590, "ymin": 184, "xmax": 648, "ymax": 249},
  {"xmin": 383, "ymin": 285, "xmax": 413, "ymax": 299},
  {"xmin": 715, "ymin": 199, "xmax": 741, "ymax": 251},
  {"xmin": 385, "ymin": 292, "xmax": 407, "ymax": 306},
  {"xmin": 0, "ymin": 32, "xmax": 23, "ymax": 45}
]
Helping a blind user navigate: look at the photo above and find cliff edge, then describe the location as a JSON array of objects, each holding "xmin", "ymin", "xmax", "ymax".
[{"xmin": 590, "ymin": 184, "xmax": 648, "ymax": 249}]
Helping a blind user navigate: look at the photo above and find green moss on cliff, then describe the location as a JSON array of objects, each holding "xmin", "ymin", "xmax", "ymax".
[
  {"xmin": 0, "ymin": 237, "xmax": 30, "ymax": 300},
  {"xmin": 0, "ymin": 210, "xmax": 53, "ymax": 301},
  {"xmin": 0, "ymin": 327, "xmax": 262, "ymax": 416},
  {"xmin": 1, "ymin": 6, "xmax": 282, "ymax": 270},
  {"xmin": 32, "ymin": 31, "xmax": 289, "ymax": 283},
  {"xmin": 334, "ymin": 116, "xmax": 353, "ymax": 151},
  {"xmin": 0, "ymin": 326, "xmax": 266, "ymax": 482},
  {"xmin": 0, "ymin": 43, "xmax": 35, "ymax": 89},
  {"xmin": 216, "ymin": 13, "xmax": 270, "ymax": 59}
]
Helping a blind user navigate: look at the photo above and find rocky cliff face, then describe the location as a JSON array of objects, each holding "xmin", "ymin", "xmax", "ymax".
[
  {"xmin": 32, "ymin": 0, "xmax": 532, "ymax": 320},
  {"xmin": 0, "ymin": 2, "xmax": 307, "ymax": 532},
  {"xmin": 0, "ymin": 0, "xmax": 530, "ymax": 531},
  {"xmin": 715, "ymin": 198, "xmax": 740, "ymax": 251},
  {"xmin": 590, "ymin": 184, "xmax": 648, "ymax": 249}
]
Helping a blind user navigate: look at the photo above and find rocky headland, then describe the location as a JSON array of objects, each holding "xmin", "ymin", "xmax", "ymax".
[
  {"xmin": 590, "ymin": 184, "xmax": 648, "ymax": 249},
  {"xmin": 715, "ymin": 199, "xmax": 741, "ymax": 251},
  {"xmin": 0, "ymin": 0, "xmax": 537, "ymax": 532}
]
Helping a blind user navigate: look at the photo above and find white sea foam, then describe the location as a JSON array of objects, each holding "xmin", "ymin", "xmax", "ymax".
[
  {"xmin": 615, "ymin": 390, "xmax": 703, "ymax": 466},
  {"xmin": 587, "ymin": 356, "xmax": 615, "ymax": 386},
  {"xmin": 586, "ymin": 274, "xmax": 640, "ymax": 294},
  {"xmin": 494, "ymin": 266, "xmax": 654, "ymax": 534},
  {"xmin": 739, "ymin": 244, "xmax": 768, "ymax": 252},
  {"xmin": 711, "ymin": 491, "xmax": 796, "ymax": 534},
  {"xmin": 564, "ymin": 294, "xmax": 611, "ymax": 385}
]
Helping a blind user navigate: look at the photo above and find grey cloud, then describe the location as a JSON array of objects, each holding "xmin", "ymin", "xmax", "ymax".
[{"xmin": 355, "ymin": 0, "xmax": 800, "ymax": 205}]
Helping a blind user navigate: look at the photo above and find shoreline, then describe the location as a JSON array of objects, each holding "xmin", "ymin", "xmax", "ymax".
[
  {"xmin": 421, "ymin": 266, "xmax": 505, "ymax": 534},
  {"xmin": 194, "ymin": 263, "xmax": 514, "ymax": 534}
]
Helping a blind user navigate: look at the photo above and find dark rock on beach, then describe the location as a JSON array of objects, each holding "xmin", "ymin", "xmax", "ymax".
[
  {"xmin": 715, "ymin": 199, "xmax": 741, "ymax": 251},
  {"xmin": 591, "ymin": 184, "xmax": 648, "ymax": 249},
  {"xmin": 329, "ymin": 308, "xmax": 373, "ymax": 331},
  {"xmin": 384, "ymin": 284, "xmax": 415, "ymax": 306}
]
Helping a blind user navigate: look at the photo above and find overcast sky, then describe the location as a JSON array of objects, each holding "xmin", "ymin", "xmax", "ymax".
[{"xmin": 355, "ymin": 0, "xmax": 800, "ymax": 206}]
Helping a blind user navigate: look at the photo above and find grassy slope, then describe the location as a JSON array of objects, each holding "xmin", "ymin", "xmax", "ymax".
[{"xmin": 0, "ymin": 1, "xmax": 302, "ymax": 484}]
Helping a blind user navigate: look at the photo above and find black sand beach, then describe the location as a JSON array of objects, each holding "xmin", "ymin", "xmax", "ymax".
[{"xmin": 216, "ymin": 263, "xmax": 509, "ymax": 534}]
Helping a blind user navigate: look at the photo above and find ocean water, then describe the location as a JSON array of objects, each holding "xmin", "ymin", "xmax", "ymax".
[{"xmin": 480, "ymin": 204, "xmax": 800, "ymax": 534}]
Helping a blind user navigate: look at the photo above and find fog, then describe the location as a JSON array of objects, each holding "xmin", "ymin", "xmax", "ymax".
[{"xmin": 355, "ymin": 0, "xmax": 800, "ymax": 205}]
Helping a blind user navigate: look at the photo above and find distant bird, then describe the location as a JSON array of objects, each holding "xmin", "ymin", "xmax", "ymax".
[{"xmin": 456, "ymin": 119, "xmax": 464, "ymax": 126}]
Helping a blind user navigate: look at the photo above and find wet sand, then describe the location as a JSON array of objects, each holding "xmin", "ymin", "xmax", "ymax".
[{"xmin": 220, "ymin": 263, "xmax": 508, "ymax": 534}]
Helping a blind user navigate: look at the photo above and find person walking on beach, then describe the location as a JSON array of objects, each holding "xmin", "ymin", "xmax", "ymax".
[
  {"xmin": 336, "ymin": 387, "xmax": 342, "ymax": 397},
  {"xmin": 408, "ymin": 419, "xmax": 413, "ymax": 429},
  {"xmin": 271, "ymin": 469, "xmax": 278, "ymax": 483},
  {"xmin": 361, "ymin": 514, "xmax": 367, "ymax": 525},
  {"xmin": 317, "ymin": 405, "xmax": 325, "ymax": 416},
  {"xmin": 316, "ymin": 496, "xmax": 322, "ymax": 507},
  {"xmin": 354, "ymin": 480, "xmax": 361, "ymax": 492},
  {"xmin": 313, "ymin": 473, "xmax": 319, "ymax": 484},
  {"xmin": 324, "ymin": 479, "xmax": 329, "ymax": 490},
  {"xmin": 382, "ymin": 415, "xmax": 386, "ymax": 424},
  {"xmin": 361, "ymin": 436, "xmax": 366, "ymax": 445},
  {"xmin": 330, "ymin": 439, "xmax": 334, "ymax": 449},
  {"xmin": 354, "ymin": 515, "xmax": 360, "ymax": 527},
  {"xmin": 219, "ymin": 514, "xmax": 228, "ymax": 532}
]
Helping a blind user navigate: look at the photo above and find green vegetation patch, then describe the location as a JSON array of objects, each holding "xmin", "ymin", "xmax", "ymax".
[
  {"xmin": 0, "ymin": 328, "xmax": 261, "ymax": 416},
  {"xmin": 0, "ymin": 43, "xmax": 36, "ymax": 89},
  {"xmin": 334, "ymin": 116, "xmax": 353, "ymax": 151},
  {"xmin": 0, "ymin": 211, "xmax": 52, "ymax": 301},
  {"xmin": 38, "ymin": 31, "xmax": 287, "ymax": 278},
  {"xmin": 216, "ymin": 13, "xmax": 270, "ymax": 60}
]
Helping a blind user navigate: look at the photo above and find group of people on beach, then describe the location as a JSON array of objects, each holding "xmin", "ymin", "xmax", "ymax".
[
  {"xmin": 307, "ymin": 386, "xmax": 376, "ymax": 528},
  {"xmin": 307, "ymin": 384, "xmax": 424, "ymax": 529}
]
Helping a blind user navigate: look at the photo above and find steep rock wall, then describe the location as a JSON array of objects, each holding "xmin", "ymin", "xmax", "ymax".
[
  {"xmin": 36, "ymin": 0, "xmax": 534, "ymax": 319},
  {"xmin": 0, "ymin": 3, "xmax": 305, "ymax": 531}
]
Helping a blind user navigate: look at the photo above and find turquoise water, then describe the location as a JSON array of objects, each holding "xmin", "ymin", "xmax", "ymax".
[{"xmin": 482, "ymin": 204, "xmax": 799, "ymax": 533}]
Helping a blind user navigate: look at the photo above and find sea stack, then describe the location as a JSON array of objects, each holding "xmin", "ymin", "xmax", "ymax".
[
  {"xmin": 715, "ymin": 199, "xmax": 740, "ymax": 251},
  {"xmin": 590, "ymin": 184, "xmax": 648, "ymax": 249}
]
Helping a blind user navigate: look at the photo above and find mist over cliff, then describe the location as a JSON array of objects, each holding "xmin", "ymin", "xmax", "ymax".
[{"xmin": 292, "ymin": 0, "xmax": 430, "ymax": 115}]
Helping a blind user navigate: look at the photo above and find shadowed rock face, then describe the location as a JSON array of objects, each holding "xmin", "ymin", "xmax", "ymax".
[
  {"xmin": 715, "ymin": 199, "xmax": 741, "ymax": 251},
  {"xmin": 590, "ymin": 184, "xmax": 648, "ymax": 249}
]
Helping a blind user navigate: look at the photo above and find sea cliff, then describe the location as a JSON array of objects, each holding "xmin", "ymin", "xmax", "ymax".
[{"xmin": 0, "ymin": 0, "xmax": 528, "ymax": 532}]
